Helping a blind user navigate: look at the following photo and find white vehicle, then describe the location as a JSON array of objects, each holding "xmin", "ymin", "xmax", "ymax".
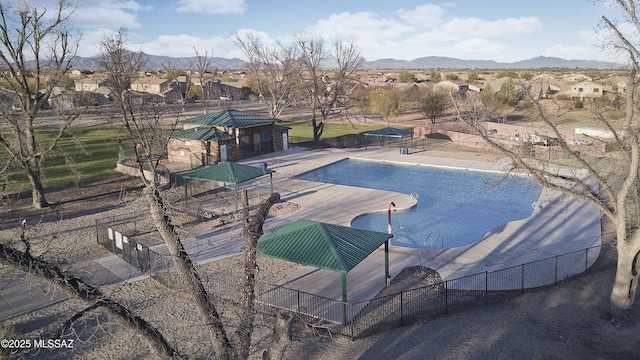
[{"xmin": 11, "ymin": 104, "xmax": 21, "ymax": 112}]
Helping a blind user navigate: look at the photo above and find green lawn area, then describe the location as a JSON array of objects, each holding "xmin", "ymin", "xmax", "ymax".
[
  {"xmin": 2, "ymin": 121, "xmax": 406, "ymax": 192},
  {"xmin": 3, "ymin": 128, "xmax": 125, "ymax": 191}
]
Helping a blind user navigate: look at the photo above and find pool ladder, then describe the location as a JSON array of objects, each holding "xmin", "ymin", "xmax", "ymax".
[{"xmin": 425, "ymin": 234, "xmax": 444, "ymax": 249}]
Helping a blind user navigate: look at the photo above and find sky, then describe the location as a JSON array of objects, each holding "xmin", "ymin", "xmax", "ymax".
[{"xmin": 25, "ymin": 0, "xmax": 637, "ymax": 63}]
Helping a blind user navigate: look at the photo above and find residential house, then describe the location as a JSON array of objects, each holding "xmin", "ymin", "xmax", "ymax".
[
  {"xmin": 434, "ymin": 80, "xmax": 469, "ymax": 95},
  {"xmin": 47, "ymin": 87, "xmax": 75, "ymax": 110},
  {"xmin": 467, "ymin": 84, "xmax": 482, "ymax": 92},
  {"xmin": 167, "ymin": 109, "xmax": 290, "ymax": 167},
  {"xmin": 565, "ymin": 81, "xmax": 610, "ymax": 100},
  {"xmin": 74, "ymin": 77, "xmax": 108, "ymax": 92},
  {"xmin": 69, "ymin": 69, "xmax": 94, "ymax": 78},
  {"xmin": 130, "ymin": 77, "xmax": 172, "ymax": 96},
  {"xmin": 533, "ymin": 73, "xmax": 556, "ymax": 81},
  {"xmin": 564, "ymin": 74, "xmax": 593, "ymax": 82}
]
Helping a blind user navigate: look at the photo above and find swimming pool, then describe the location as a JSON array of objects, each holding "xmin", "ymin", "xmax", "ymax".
[{"xmin": 295, "ymin": 159, "xmax": 542, "ymax": 249}]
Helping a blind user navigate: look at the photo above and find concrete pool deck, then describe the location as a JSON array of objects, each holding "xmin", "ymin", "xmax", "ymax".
[
  {"xmin": 238, "ymin": 147, "xmax": 601, "ymax": 306},
  {"xmin": 95, "ymin": 146, "xmax": 600, "ymax": 311}
]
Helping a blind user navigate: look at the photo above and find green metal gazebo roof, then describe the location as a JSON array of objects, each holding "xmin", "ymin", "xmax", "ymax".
[
  {"xmin": 171, "ymin": 127, "xmax": 235, "ymax": 142},
  {"xmin": 257, "ymin": 219, "xmax": 393, "ymax": 273},
  {"xmin": 180, "ymin": 162, "xmax": 274, "ymax": 184},
  {"xmin": 180, "ymin": 162, "xmax": 275, "ymax": 211},
  {"xmin": 363, "ymin": 127, "xmax": 413, "ymax": 138},
  {"xmin": 180, "ymin": 109, "xmax": 280, "ymax": 128}
]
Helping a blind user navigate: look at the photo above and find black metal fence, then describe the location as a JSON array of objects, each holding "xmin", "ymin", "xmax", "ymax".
[
  {"xmin": 249, "ymin": 245, "xmax": 608, "ymax": 339},
  {"xmin": 96, "ymin": 212, "xmax": 155, "ymax": 273},
  {"xmin": 289, "ymin": 134, "xmax": 367, "ymax": 148},
  {"xmin": 344, "ymin": 245, "xmax": 606, "ymax": 339},
  {"xmin": 289, "ymin": 134, "xmax": 460, "ymax": 154},
  {"xmin": 95, "ymin": 211, "xmax": 611, "ymax": 341}
]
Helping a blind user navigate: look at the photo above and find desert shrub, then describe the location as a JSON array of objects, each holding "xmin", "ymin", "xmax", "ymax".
[
  {"xmin": 0, "ymin": 325, "xmax": 20, "ymax": 356},
  {"xmin": 496, "ymin": 70, "xmax": 519, "ymax": 79},
  {"xmin": 398, "ymin": 71, "xmax": 416, "ymax": 83}
]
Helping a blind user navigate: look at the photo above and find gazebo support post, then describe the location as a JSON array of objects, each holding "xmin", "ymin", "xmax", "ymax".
[
  {"xmin": 386, "ymin": 202, "xmax": 395, "ymax": 286},
  {"xmin": 270, "ymin": 173, "xmax": 274, "ymax": 194},
  {"xmin": 233, "ymin": 183, "xmax": 238, "ymax": 212},
  {"xmin": 385, "ymin": 240, "xmax": 390, "ymax": 286},
  {"xmin": 342, "ymin": 272, "xmax": 348, "ymax": 325}
]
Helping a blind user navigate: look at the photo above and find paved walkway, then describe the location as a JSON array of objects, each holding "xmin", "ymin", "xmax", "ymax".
[
  {"xmin": 239, "ymin": 148, "xmax": 601, "ymax": 306},
  {"xmin": 99, "ymin": 147, "xmax": 600, "ymax": 299}
]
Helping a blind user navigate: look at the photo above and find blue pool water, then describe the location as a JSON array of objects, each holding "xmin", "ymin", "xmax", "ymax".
[{"xmin": 295, "ymin": 159, "xmax": 542, "ymax": 249}]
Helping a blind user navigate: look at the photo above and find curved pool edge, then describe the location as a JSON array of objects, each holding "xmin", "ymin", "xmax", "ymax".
[
  {"xmin": 245, "ymin": 147, "xmax": 602, "ymax": 293},
  {"xmin": 398, "ymin": 187, "xmax": 602, "ymax": 290}
]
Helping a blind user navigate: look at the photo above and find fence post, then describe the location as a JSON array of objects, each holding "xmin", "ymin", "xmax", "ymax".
[
  {"xmin": 400, "ymin": 292, "xmax": 404, "ymax": 327},
  {"xmin": 521, "ymin": 264, "xmax": 525, "ymax": 294},
  {"xmin": 554, "ymin": 255, "xmax": 559, "ymax": 284},
  {"xmin": 485, "ymin": 271, "xmax": 489, "ymax": 304},
  {"xmin": 147, "ymin": 247, "xmax": 151, "ymax": 273},
  {"xmin": 445, "ymin": 280, "xmax": 449, "ymax": 314},
  {"xmin": 350, "ymin": 302, "xmax": 354, "ymax": 340}
]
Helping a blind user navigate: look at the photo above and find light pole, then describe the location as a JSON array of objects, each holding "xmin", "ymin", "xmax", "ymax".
[{"xmin": 386, "ymin": 202, "xmax": 396, "ymax": 286}]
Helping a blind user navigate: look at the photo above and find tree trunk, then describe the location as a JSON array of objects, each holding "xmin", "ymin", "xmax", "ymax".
[
  {"xmin": 611, "ymin": 227, "xmax": 640, "ymax": 309},
  {"xmin": 236, "ymin": 190, "xmax": 281, "ymax": 359},
  {"xmin": 262, "ymin": 311, "xmax": 292, "ymax": 360},
  {"xmin": 142, "ymin": 186, "xmax": 234, "ymax": 359},
  {"xmin": 312, "ymin": 117, "xmax": 322, "ymax": 143},
  {"xmin": 25, "ymin": 167, "xmax": 49, "ymax": 209}
]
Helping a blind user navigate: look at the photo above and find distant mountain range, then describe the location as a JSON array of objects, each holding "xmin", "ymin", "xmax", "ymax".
[
  {"xmin": 69, "ymin": 54, "xmax": 624, "ymax": 70},
  {"xmin": 364, "ymin": 56, "xmax": 625, "ymax": 70}
]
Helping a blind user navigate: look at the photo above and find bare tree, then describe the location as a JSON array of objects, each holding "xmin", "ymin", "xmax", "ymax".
[
  {"xmin": 449, "ymin": 0, "xmax": 640, "ymax": 320},
  {"xmin": 191, "ymin": 48, "xmax": 218, "ymax": 114},
  {"xmin": 0, "ymin": 0, "xmax": 79, "ymax": 208},
  {"xmin": 161, "ymin": 59, "xmax": 187, "ymax": 110},
  {"xmin": 98, "ymin": 29, "xmax": 286, "ymax": 359},
  {"xmin": 233, "ymin": 31, "xmax": 300, "ymax": 118},
  {"xmin": 295, "ymin": 36, "xmax": 364, "ymax": 141}
]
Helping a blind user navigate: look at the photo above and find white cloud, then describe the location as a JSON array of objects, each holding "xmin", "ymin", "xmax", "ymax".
[
  {"xmin": 73, "ymin": 0, "xmax": 149, "ymax": 29},
  {"xmin": 303, "ymin": 6, "xmax": 544, "ymax": 61},
  {"xmin": 75, "ymin": 28, "xmax": 114, "ymax": 57},
  {"xmin": 436, "ymin": 16, "xmax": 542, "ymax": 40},
  {"xmin": 176, "ymin": 0, "xmax": 246, "ymax": 14},
  {"xmin": 308, "ymin": 11, "xmax": 412, "ymax": 42},
  {"xmin": 136, "ymin": 34, "xmax": 233, "ymax": 58},
  {"xmin": 396, "ymin": 4, "xmax": 445, "ymax": 29},
  {"xmin": 232, "ymin": 29, "xmax": 277, "ymax": 46}
]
